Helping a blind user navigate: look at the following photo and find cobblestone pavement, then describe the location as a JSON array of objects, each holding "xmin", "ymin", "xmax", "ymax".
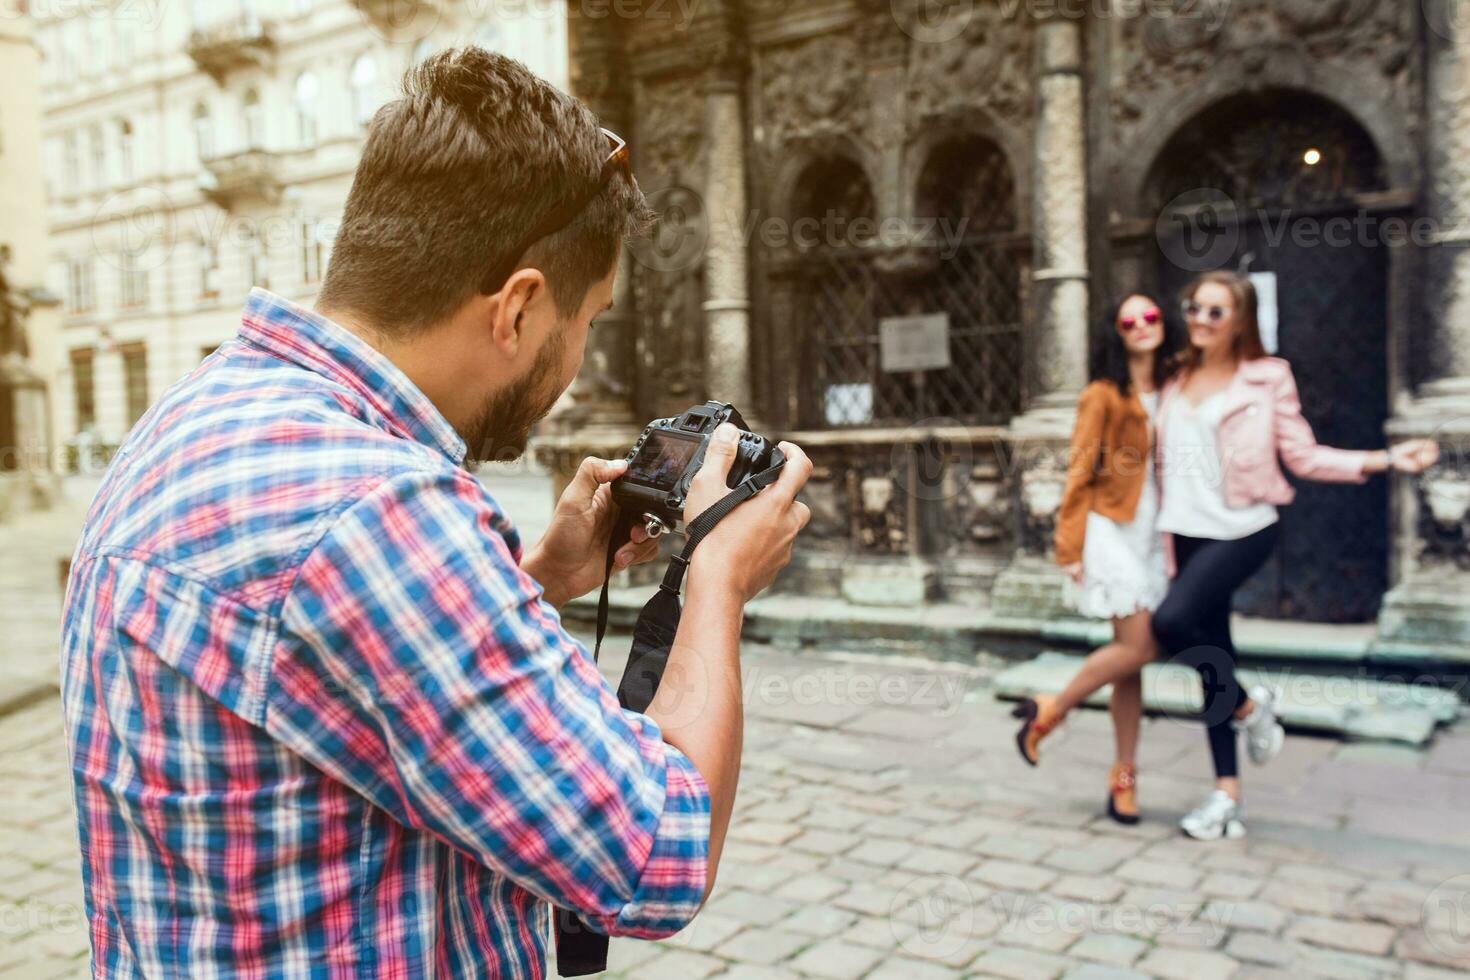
[{"xmin": 3, "ymin": 489, "xmax": 1469, "ymax": 978}]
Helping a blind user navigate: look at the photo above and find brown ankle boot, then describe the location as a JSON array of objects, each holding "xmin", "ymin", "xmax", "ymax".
[
  {"xmin": 1012, "ymin": 694, "xmax": 1062, "ymax": 766},
  {"xmin": 1107, "ymin": 762, "xmax": 1140, "ymax": 825}
]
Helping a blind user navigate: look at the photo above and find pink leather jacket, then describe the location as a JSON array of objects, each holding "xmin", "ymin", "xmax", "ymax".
[{"xmin": 1156, "ymin": 356, "xmax": 1375, "ymax": 573}]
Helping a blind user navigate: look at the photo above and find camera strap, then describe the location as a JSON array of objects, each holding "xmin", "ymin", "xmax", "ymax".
[{"xmin": 554, "ymin": 458, "xmax": 785, "ymax": 977}]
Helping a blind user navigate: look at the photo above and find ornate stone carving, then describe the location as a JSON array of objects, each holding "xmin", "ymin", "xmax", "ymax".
[
  {"xmin": 905, "ymin": 11, "xmax": 1032, "ymax": 133},
  {"xmin": 756, "ymin": 33, "xmax": 868, "ymax": 152},
  {"xmin": 1111, "ymin": 0, "xmax": 1416, "ymax": 153},
  {"xmin": 635, "ymin": 77, "xmax": 705, "ymax": 183},
  {"xmin": 1414, "ymin": 466, "xmax": 1470, "ymax": 571}
]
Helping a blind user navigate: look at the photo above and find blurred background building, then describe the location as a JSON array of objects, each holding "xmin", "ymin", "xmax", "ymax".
[
  {"xmin": 35, "ymin": 0, "xmax": 567, "ymax": 466},
  {"xmin": 543, "ymin": 0, "xmax": 1470, "ymax": 667}
]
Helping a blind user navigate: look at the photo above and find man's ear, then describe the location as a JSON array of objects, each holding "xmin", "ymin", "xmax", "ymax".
[{"xmin": 488, "ymin": 268, "xmax": 548, "ymax": 357}]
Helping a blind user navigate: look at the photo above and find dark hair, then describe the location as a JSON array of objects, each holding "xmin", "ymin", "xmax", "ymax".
[
  {"xmin": 1174, "ymin": 270, "xmax": 1268, "ymax": 373},
  {"xmin": 1090, "ymin": 293, "xmax": 1183, "ymax": 396},
  {"xmin": 318, "ymin": 47, "xmax": 652, "ymax": 333}
]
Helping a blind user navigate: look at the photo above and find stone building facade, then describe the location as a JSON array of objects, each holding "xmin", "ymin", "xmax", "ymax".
[{"xmin": 540, "ymin": 0, "xmax": 1470, "ymax": 664}]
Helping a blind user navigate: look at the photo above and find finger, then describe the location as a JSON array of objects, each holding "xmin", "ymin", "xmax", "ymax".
[
  {"xmin": 569, "ymin": 456, "xmax": 628, "ymax": 497},
  {"xmin": 691, "ymin": 423, "xmax": 740, "ymax": 494},
  {"xmin": 769, "ymin": 442, "xmax": 814, "ymax": 504},
  {"xmin": 630, "ymin": 524, "xmax": 649, "ymax": 545},
  {"xmin": 616, "ymin": 538, "xmax": 660, "ymax": 568}
]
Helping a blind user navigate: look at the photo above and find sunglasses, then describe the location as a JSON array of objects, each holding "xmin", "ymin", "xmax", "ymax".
[
  {"xmin": 1183, "ymin": 301, "xmax": 1230, "ymax": 323},
  {"xmin": 1119, "ymin": 309, "xmax": 1161, "ymax": 331},
  {"xmin": 479, "ymin": 128, "xmax": 632, "ymax": 295}
]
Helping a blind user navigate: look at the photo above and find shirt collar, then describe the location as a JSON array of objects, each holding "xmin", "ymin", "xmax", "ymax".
[{"xmin": 237, "ymin": 288, "xmax": 468, "ymax": 465}]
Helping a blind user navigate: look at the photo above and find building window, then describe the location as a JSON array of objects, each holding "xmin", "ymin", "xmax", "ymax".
[
  {"xmin": 300, "ymin": 220, "xmax": 323, "ymax": 284},
  {"xmin": 121, "ymin": 343, "xmax": 149, "ymax": 426},
  {"xmin": 245, "ymin": 230, "xmax": 269, "ymax": 289},
  {"xmin": 295, "ymin": 71, "xmax": 320, "ymax": 147},
  {"xmin": 120, "ymin": 251, "xmax": 148, "ymax": 309},
  {"xmin": 193, "ymin": 101, "xmax": 213, "ymax": 163},
  {"xmin": 200, "ymin": 243, "xmax": 220, "ymax": 299},
  {"xmin": 350, "ymin": 53, "xmax": 379, "ymax": 128},
  {"xmin": 89, "ymin": 123, "xmax": 106, "ymax": 188},
  {"xmin": 117, "ymin": 119, "xmax": 134, "ymax": 184},
  {"xmin": 243, "ymin": 88, "xmax": 265, "ymax": 149},
  {"xmin": 71, "ymin": 348, "xmax": 96, "ymax": 431},
  {"xmin": 66, "ymin": 259, "xmax": 95, "ymax": 314},
  {"xmin": 63, "ymin": 131, "xmax": 80, "ymax": 190}
]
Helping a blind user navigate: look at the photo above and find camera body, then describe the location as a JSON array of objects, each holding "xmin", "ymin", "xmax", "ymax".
[{"xmin": 612, "ymin": 401, "xmax": 780, "ymax": 536}]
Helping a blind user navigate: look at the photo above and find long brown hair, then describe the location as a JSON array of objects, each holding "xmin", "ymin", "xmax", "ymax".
[{"xmin": 1173, "ymin": 270, "xmax": 1268, "ymax": 374}]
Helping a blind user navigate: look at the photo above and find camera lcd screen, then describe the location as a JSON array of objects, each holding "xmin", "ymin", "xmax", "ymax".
[{"xmin": 627, "ymin": 431, "xmax": 703, "ymax": 492}]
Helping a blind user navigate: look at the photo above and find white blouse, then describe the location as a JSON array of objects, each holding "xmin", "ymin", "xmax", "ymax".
[{"xmin": 1156, "ymin": 392, "xmax": 1279, "ymax": 541}]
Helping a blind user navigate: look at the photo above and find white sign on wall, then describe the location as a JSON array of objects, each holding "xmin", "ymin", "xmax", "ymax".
[
  {"xmin": 879, "ymin": 313, "xmax": 952, "ymax": 373},
  {"xmin": 1251, "ymin": 271, "xmax": 1280, "ymax": 355}
]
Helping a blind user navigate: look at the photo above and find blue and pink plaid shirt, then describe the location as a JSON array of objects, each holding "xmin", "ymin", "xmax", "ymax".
[{"xmin": 60, "ymin": 289, "xmax": 709, "ymax": 978}]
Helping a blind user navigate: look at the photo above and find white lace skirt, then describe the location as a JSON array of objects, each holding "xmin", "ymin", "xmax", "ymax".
[{"xmin": 1063, "ymin": 473, "xmax": 1169, "ymax": 621}]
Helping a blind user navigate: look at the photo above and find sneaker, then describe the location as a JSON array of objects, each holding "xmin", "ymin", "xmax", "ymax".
[
  {"xmin": 1238, "ymin": 685, "xmax": 1285, "ymax": 766},
  {"xmin": 1181, "ymin": 790, "xmax": 1246, "ymax": 841}
]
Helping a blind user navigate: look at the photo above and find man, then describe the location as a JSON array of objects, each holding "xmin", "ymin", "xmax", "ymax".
[{"xmin": 60, "ymin": 48, "xmax": 810, "ymax": 978}]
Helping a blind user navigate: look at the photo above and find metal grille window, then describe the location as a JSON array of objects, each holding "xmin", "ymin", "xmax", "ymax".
[
  {"xmin": 787, "ymin": 139, "xmax": 1024, "ymax": 428},
  {"xmin": 121, "ymin": 342, "xmax": 148, "ymax": 427},
  {"xmin": 71, "ymin": 347, "xmax": 96, "ymax": 431}
]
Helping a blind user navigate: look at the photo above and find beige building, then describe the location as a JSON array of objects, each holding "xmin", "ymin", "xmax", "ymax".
[
  {"xmin": 37, "ymin": 0, "xmax": 568, "ymax": 461},
  {"xmin": 0, "ymin": 7, "xmax": 61, "ymax": 505}
]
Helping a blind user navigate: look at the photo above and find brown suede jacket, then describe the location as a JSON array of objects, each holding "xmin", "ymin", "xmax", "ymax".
[{"xmin": 1054, "ymin": 380, "xmax": 1154, "ymax": 567}]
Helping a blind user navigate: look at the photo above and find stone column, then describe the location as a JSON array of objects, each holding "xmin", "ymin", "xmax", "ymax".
[
  {"xmin": 701, "ymin": 63, "xmax": 753, "ymax": 416},
  {"xmin": 991, "ymin": 14, "xmax": 1090, "ymax": 620},
  {"xmin": 1376, "ymin": 0, "xmax": 1470, "ymax": 665},
  {"xmin": 1010, "ymin": 15, "xmax": 1090, "ymax": 439}
]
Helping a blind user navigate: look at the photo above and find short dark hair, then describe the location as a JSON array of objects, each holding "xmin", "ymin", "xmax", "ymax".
[{"xmin": 319, "ymin": 47, "xmax": 650, "ymax": 332}]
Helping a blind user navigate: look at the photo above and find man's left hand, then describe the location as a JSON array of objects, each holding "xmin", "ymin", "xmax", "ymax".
[{"xmin": 522, "ymin": 456, "xmax": 661, "ymax": 610}]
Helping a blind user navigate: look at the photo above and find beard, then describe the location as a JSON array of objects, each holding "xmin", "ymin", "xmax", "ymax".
[{"xmin": 463, "ymin": 329, "xmax": 568, "ymax": 467}]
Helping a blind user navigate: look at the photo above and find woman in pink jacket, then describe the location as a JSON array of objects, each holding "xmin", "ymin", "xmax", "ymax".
[{"xmin": 1153, "ymin": 270, "xmax": 1438, "ymax": 841}]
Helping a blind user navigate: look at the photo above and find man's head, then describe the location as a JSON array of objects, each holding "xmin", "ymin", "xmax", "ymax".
[{"xmin": 317, "ymin": 47, "xmax": 651, "ymax": 463}]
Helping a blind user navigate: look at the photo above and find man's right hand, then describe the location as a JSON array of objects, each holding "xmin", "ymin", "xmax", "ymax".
[{"xmin": 684, "ymin": 423, "xmax": 811, "ymax": 603}]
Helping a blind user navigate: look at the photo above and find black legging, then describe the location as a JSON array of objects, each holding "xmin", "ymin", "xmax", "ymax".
[{"xmin": 1152, "ymin": 524, "xmax": 1280, "ymax": 779}]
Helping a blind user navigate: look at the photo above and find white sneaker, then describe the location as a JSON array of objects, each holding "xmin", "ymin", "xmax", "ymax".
[
  {"xmin": 1181, "ymin": 790, "xmax": 1246, "ymax": 841},
  {"xmin": 1238, "ymin": 685, "xmax": 1285, "ymax": 766}
]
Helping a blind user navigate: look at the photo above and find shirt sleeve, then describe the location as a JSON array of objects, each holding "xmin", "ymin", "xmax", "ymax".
[{"xmin": 268, "ymin": 469, "xmax": 709, "ymax": 939}]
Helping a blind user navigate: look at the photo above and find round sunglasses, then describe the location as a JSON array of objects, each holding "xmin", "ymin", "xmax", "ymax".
[
  {"xmin": 1183, "ymin": 301, "xmax": 1230, "ymax": 323},
  {"xmin": 1119, "ymin": 309, "xmax": 1160, "ymax": 331}
]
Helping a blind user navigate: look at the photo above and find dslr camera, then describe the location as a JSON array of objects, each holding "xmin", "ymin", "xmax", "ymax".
[{"xmin": 612, "ymin": 401, "xmax": 782, "ymax": 538}]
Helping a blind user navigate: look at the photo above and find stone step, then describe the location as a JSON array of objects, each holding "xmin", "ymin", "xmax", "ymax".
[{"xmin": 991, "ymin": 651, "xmax": 1462, "ymax": 746}]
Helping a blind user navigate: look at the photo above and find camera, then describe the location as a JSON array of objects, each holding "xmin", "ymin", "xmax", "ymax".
[{"xmin": 611, "ymin": 401, "xmax": 782, "ymax": 538}]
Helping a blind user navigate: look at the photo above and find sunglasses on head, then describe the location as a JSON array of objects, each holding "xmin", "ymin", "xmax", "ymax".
[
  {"xmin": 1183, "ymin": 301, "xmax": 1230, "ymax": 323},
  {"xmin": 479, "ymin": 128, "xmax": 632, "ymax": 296},
  {"xmin": 1119, "ymin": 309, "xmax": 1160, "ymax": 331}
]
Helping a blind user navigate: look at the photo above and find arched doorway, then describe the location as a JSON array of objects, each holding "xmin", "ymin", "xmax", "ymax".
[
  {"xmin": 783, "ymin": 136, "xmax": 1024, "ymax": 429},
  {"xmin": 1149, "ymin": 89, "xmax": 1393, "ymax": 622}
]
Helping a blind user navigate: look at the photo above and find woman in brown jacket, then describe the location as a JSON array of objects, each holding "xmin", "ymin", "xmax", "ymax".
[{"xmin": 1013, "ymin": 293, "xmax": 1181, "ymax": 823}]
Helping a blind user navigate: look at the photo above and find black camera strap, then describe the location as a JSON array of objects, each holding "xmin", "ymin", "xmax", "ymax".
[{"xmin": 554, "ymin": 457, "xmax": 785, "ymax": 977}]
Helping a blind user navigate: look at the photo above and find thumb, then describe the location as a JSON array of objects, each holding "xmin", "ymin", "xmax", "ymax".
[
  {"xmin": 693, "ymin": 423, "xmax": 740, "ymax": 490},
  {"xmin": 568, "ymin": 456, "xmax": 628, "ymax": 496}
]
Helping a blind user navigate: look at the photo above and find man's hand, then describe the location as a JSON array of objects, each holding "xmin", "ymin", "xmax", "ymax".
[
  {"xmin": 522, "ymin": 456, "xmax": 660, "ymax": 610},
  {"xmin": 683, "ymin": 423, "xmax": 812, "ymax": 603}
]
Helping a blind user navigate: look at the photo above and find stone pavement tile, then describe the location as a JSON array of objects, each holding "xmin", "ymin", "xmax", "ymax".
[
  {"xmin": 1199, "ymin": 872, "xmax": 1263, "ymax": 900},
  {"xmin": 604, "ymin": 935, "xmax": 662, "ymax": 973},
  {"xmin": 631, "ymin": 948, "xmax": 726, "ymax": 980},
  {"xmin": 754, "ymin": 800, "xmax": 812, "ymax": 823},
  {"xmin": 1284, "ymin": 915, "xmax": 1397, "ymax": 956},
  {"xmin": 838, "ymin": 913, "xmax": 905, "ymax": 951},
  {"xmin": 1406, "ymin": 962, "xmax": 1470, "ymax": 980},
  {"xmin": 722, "ymin": 840, "xmax": 782, "ymax": 865},
  {"xmin": 1135, "ymin": 947, "xmax": 1238, "ymax": 980},
  {"xmin": 1346, "ymin": 878, "xmax": 1436, "ymax": 927},
  {"xmin": 974, "ymin": 834, "xmax": 1052, "ymax": 864},
  {"xmin": 865, "ymin": 956, "xmax": 959, "ymax": 979},
  {"xmin": 1051, "ymin": 875, "xmax": 1124, "ymax": 904},
  {"xmin": 790, "ymin": 829, "xmax": 860, "ymax": 858},
  {"xmin": 1204, "ymin": 899, "xmax": 1289, "ymax": 934},
  {"xmin": 800, "ymin": 805, "xmax": 869, "ymax": 833},
  {"xmin": 708, "ymin": 889, "xmax": 799, "ymax": 928},
  {"xmin": 917, "ymin": 816, "xmax": 1015, "ymax": 849},
  {"xmin": 725, "ymin": 863, "xmax": 792, "ymax": 893},
  {"xmin": 898, "ymin": 846, "xmax": 979, "ymax": 877},
  {"xmin": 1256, "ymin": 880, "xmax": 1345, "ymax": 917},
  {"xmin": 967, "ymin": 946, "xmax": 1069, "ymax": 980},
  {"xmin": 1041, "ymin": 847, "xmax": 1128, "ymax": 876},
  {"xmin": 773, "ymin": 873, "xmax": 848, "ymax": 905},
  {"xmin": 1272, "ymin": 862, "xmax": 1367, "ymax": 893},
  {"xmin": 1060, "ymin": 966, "xmax": 1148, "ymax": 980},
  {"xmin": 1393, "ymin": 928, "xmax": 1470, "ymax": 972},
  {"xmin": 1202, "ymin": 852, "xmax": 1274, "ymax": 876},
  {"xmin": 820, "ymin": 857, "xmax": 892, "ymax": 885},
  {"xmin": 1068, "ymin": 933, "xmax": 1147, "ymax": 967},
  {"xmin": 786, "ymin": 937, "xmax": 885, "ymax": 978},
  {"xmin": 713, "ymin": 927, "xmax": 812, "ymax": 966},
  {"xmin": 970, "ymin": 860, "xmax": 1056, "ymax": 893},
  {"xmin": 779, "ymin": 905, "xmax": 859, "ymax": 939},
  {"xmin": 730, "ymin": 821, "xmax": 804, "ymax": 847},
  {"xmin": 833, "ymin": 883, "xmax": 902, "ymax": 918},
  {"xmin": 1346, "ymin": 798, "xmax": 1466, "ymax": 848},
  {"xmin": 842, "ymin": 706, "xmax": 967, "ymax": 742},
  {"xmin": 1225, "ymin": 932, "xmax": 1300, "ymax": 968},
  {"xmin": 661, "ymin": 912, "xmax": 745, "ymax": 954},
  {"xmin": 848, "ymin": 838, "xmax": 915, "ymax": 868}
]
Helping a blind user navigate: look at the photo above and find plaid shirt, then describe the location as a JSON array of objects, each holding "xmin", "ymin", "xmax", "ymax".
[{"xmin": 60, "ymin": 289, "xmax": 709, "ymax": 979}]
